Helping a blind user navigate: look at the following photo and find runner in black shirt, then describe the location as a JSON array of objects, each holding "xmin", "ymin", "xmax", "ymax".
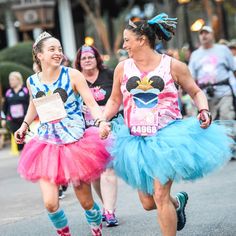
[{"xmin": 75, "ymin": 45, "xmax": 120, "ymax": 227}]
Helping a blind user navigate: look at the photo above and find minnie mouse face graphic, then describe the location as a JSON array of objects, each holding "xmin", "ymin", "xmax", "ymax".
[
  {"xmin": 126, "ymin": 76, "xmax": 164, "ymax": 108},
  {"xmin": 35, "ymin": 88, "xmax": 68, "ymax": 103}
]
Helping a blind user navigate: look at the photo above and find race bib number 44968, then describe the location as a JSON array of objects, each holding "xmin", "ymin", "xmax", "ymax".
[
  {"xmin": 129, "ymin": 108, "xmax": 158, "ymax": 136},
  {"xmin": 130, "ymin": 125, "xmax": 157, "ymax": 136}
]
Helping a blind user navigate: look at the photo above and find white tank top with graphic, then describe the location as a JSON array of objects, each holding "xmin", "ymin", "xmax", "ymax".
[{"xmin": 121, "ymin": 54, "xmax": 182, "ymax": 136}]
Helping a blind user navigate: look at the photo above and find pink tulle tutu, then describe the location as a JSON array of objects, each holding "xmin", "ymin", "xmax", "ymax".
[{"xmin": 18, "ymin": 127, "xmax": 111, "ymax": 186}]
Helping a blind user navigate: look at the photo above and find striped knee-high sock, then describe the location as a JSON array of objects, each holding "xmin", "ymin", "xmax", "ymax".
[
  {"xmin": 48, "ymin": 208, "xmax": 70, "ymax": 235},
  {"xmin": 85, "ymin": 202, "xmax": 102, "ymax": 235},
  {"xmin": 85, "ymin": 202, "xmax": 102, "ymax": 226}
]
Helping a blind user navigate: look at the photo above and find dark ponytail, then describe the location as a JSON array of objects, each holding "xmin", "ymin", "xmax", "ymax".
[{"xmin": 126, "ymin": 13, "xmax": 177, "ymax": 49}]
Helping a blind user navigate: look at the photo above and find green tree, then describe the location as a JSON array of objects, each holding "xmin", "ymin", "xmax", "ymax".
[{"xmin": 0, "ymin": 41, "xmax": 33, "ymax": 68}]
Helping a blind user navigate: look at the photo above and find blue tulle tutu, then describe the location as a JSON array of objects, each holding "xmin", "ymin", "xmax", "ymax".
[{"xmin": 109, "ymin": 116, "xmax": 233, "ymax": 195}]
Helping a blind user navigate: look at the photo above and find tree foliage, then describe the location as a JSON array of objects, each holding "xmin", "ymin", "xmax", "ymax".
[{"xmin": 0, "ymin": 41, "xmax": 33, "ymax": 69}]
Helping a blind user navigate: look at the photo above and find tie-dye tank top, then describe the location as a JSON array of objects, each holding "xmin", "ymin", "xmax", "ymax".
[
  {"xmin": 121, "ymin": 54, "xmax": 182, "ymax": 136},
  {"xmin": 29, "ymin": 66, "xmax": 85, "ymax": 144}
]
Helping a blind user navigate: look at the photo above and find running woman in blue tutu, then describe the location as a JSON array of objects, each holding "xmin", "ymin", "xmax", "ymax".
[{"xmin": 98, "ymin": 13, "xmax": 232, "ymax": 236}]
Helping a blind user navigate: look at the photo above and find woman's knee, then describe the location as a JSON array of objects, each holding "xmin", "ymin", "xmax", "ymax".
[
  {"xmin": 44, "ymin": 201, "xmax": 59, "ymax": 212},
  {"xmin": 73, "ymin": 184, "xmax": 94, "ymax": 210},
  {"xmin": 138, "ymin": 192, "xmax": 156, "ymax": 211},
  {"xmin": 79, "ymin": 198, "xmax": 94, "ymax": 210},
  {"xmin": 153, "ymin": 189, "xmax": 171, "ymax": 210},
  {"xmin": 153, "ymin": 181, "xmax": 172, "ymax": 208},
  {"xmin": 141, "ymin": 200, "xmax": 156, "ymax": 211}
]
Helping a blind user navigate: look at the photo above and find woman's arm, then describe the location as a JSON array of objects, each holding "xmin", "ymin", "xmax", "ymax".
[
  {"xmin": 171, "ymin": 59, "xmax": 211, "ymax": 128},
  {"xmin": 103, "ymin": 62, "xmax": 124, "ymax": 121}
]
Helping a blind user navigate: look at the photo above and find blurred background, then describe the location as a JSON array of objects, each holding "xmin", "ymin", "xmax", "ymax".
[{"xmin": 0, "ymin": 0, "xmax": 235, "ymax": 92}]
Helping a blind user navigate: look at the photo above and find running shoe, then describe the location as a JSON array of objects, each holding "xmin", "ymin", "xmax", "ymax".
[
  {"xmin": 104, "ymin": 210, "xmax": 119, "ymax": 227},
  {"xmin": 176, "ymin": 191, "xmax": 188, "ymax": 231},
  {"xmin": 58, "ymin": 189, "xmax": 65, "ymax": 200}
]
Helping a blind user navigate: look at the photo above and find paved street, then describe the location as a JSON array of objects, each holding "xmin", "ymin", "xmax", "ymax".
[{"xmin": 0, "ymin": 145, "xmax": 236, "ymax": 236}]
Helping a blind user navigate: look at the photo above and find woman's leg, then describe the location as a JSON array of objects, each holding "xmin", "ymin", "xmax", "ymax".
[
  {"xmin": 73, "ymin": 182, "xmax": 102, "ymax": 236},
  {"xmin": 138, "ymin": 191, "xmax": 178, "ymax": 211},
  {"xmin": 100, "ymin": 168, "xmax": 118, "ymax": 226},
  {"xmin": 39, "ymin": 179, "xmax": 71, "ymax": 236},
  {"xmin": 100, "ymin": 168, "xmax": 117, "ymax": 211},
  {"xmin": 153, "ymin": 180, "xmax": 177, "ymax": 236},
  {"xmin": 138, "ymin": 181, "xmax": 177, "ymax": 236},
  {"xmin": 92, "ymin": 177, "xmax": 103, "ymax": 203}
]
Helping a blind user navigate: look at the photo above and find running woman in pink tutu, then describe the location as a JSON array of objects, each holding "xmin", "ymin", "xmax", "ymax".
[{"xmin": 14, "ymin": 32, "xmax": 110, "ymax": 236}]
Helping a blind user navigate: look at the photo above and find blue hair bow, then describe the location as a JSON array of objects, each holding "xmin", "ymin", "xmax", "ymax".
[{"xmin": 147, "ymin": 13, "xmax": 177, "ymax": 40}]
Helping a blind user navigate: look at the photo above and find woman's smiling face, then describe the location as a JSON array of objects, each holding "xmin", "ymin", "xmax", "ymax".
[
  {"xmin": 123, "ymin": 29, "xmax": 142, "ymax": 58},
  {"xmin": 80, "ymin": 52, "xmax": 97, "ymax": 71},
  {"xmin": 37, "ymin": 38, "xmax": 63, "ymax": 67}
]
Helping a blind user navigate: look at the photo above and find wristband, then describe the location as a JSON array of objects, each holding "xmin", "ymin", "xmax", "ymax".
[
  {"xmin": 198, "ymin": 109, "xmax": 209, "ymax": 113},
  {"xmin": 94, "ymin": 118, "xmax": 106, "ymax": 127},
  {"xmin": 198, "ymin": 109, "xmax": 212, "ymax": 125},
  {"xmin": 23, "ymin": 120, "xmax": 31, "ymax": 131}
]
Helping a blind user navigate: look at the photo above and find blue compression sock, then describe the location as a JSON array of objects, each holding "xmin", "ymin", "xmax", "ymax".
[
  {"xmin": 85, "ymin": 202, "xmax": 102, "ymax": 226},
  {"xmin": 48, "ymin": 208, "xmax": 68, "ymax": 229}
]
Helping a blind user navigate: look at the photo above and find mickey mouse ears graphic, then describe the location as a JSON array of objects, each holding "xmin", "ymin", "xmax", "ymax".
[{"xmin": 126, "ymin": 76, "xmax": 165, "ymax": 92}]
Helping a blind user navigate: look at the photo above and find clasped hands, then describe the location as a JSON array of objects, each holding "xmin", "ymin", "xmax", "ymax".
[{"xmin": 99, "ymin": 121, "xmax": 111, "ymax": 139}]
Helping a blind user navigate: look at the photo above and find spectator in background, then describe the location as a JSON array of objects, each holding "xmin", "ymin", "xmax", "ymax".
[
  {"xmin": 189, "ymin": 26, "xmax": 236, "ymax": 160},
  {"xmin": 228, "ymin": 40, "xmax": 236, "ymax": 66},
  {"xmin": 1, "ymin": 71, "xmax": 29, "ymax": 151},
  {"xmin": 218, "ymin": 38, "xmax": 229, "ymax": 46},
  {"xmin": 74, "ymin": 45, "xmax": 120, "ymax": 227},
  {"xmin": 189, "ymin": 26, "xmax": 236, "ymax": 121}
]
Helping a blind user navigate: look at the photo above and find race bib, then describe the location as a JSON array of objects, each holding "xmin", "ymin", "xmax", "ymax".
[
  {"xmin": 33, "ymin": 93, "xmax": 67, "ymax": 123},
  {"xmin": 129, "ymin": 108, "xmax": 158, "ymax": 136},
  {"xmin": 10, "ymin": 104, "xmax": 24, "ymax": 118}
]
